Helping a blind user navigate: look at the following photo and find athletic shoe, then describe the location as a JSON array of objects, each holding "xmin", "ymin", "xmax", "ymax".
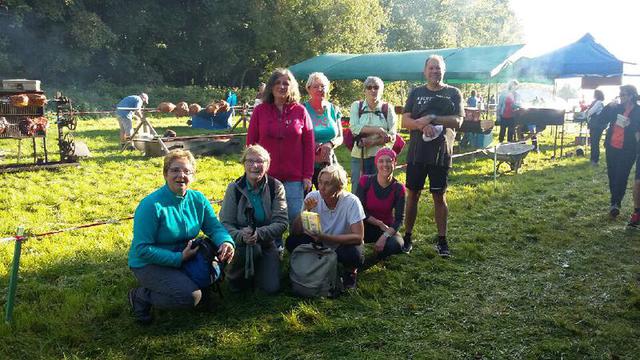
[
  {"xmin": 401, "ymin": 234, "xmax": 413, "ymax": 254},
  {"xmin": 128, "ymin": 288, "xmax": 153, "ymax": 325},
  {"xmin": 609, "ymin": 205, "xmax": 620, "ymax": 218},
  {"xmin": 342, "ymin": 270, "xmax": 358, "ymax": 289},
  {"xmin": 628, "ymin": 212, "xmax": 640, "ymax": 228},
  {"xmin": 435, "ymin": 240, "xmax": 450, "ymax": 258}
]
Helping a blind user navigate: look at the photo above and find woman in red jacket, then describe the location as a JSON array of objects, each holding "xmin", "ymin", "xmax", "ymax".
[{"xmin": 247, "ymin": 68, "xmax": 315, "ymax": 228}]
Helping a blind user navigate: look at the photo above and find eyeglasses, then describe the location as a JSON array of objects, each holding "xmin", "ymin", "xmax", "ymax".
[
  {"xmin": 620, "ymin": 93, "xmax": 629, "ymax": 97},
  {"xmin": 168, "ymin": 167, "xmax": 194, "ymax": 175},
  {"xmin": 366, "ymin": 85, "xmax": 380, "ymax": 90},
  {"xmin": 245, "ymin": 159, "xmax": 266, "ymax": 165},
  {"xmin": 310, "ymin": 84, "xmax": 326, "ymax": 90}
]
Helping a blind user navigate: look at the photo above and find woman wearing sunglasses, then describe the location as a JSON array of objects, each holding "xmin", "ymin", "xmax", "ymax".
[
  {"xmin": 348, "ymin": 76, "xmax": 397, "ymax": 193},
  {"xmin": 603, "ymin": 85, "xmax": 640, "ymax": 219}
]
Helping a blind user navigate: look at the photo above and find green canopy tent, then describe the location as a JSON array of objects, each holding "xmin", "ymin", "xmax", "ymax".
[
  {"xmin": 289, "ymin": 44, "xmax": 524, "ymax": 84},
  {"xmin": 288, "ymin": 54, "xmax": 359, "ymax": 82}
]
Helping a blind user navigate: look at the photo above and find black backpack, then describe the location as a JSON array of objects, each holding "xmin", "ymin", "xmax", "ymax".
[{"xmin": 358, "ymin": 100, "xmax": 389, "ymax": 119}]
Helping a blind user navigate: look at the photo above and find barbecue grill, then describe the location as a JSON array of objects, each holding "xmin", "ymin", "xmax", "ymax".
[
  {"xmin": 0, "ymin": 80, "xmax": 78, "ymax": 172},
  {"xmin": 513, "ymin": 107, "xmax": 567, "ymax": 158}
]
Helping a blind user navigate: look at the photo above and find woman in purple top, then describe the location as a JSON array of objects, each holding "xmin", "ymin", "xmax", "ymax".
[{"xmin": 356, "ymin": 147, "xmax": 406, "ymax": 259}]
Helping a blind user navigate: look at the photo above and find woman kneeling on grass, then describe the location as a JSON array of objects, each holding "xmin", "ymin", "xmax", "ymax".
[
  {"xmin": 286, "ymin": 164, "xmax": 365, "ymax": 289},
  {"xmin": 219, "ymin": 145, "xmax": 288, "ymax": 294},
  {"xmin": 356, "ymin": 147, "xmax": 406, "ymax": 261},
  {"xmin": 127, "ymin": 150, "xmax": 235, "ymax": 324}
]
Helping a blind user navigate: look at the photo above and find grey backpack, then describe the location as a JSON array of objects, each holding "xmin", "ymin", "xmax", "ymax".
[{"xmin": 289, "ymin": 243, "xmax": 342, "ymax": 298}]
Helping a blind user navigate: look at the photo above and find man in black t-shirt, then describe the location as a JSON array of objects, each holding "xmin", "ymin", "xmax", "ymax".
[{"xmin": 401, "ymin": 55, "xmax": 464, "ymax": 257}]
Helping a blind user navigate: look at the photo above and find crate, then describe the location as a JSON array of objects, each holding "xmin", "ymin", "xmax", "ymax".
[{"xmin": 2, "ymin": 79, "xmax": 41, "ymax": 92}]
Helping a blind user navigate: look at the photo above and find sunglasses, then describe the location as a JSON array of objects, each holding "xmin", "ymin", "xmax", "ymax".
[{"xmin": 366, "ymin": 85, "xmax": 380, "ymax": 90}]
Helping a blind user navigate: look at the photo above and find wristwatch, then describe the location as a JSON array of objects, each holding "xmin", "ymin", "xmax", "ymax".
[
  {"xmin": 429, "ymin": 114, "xmax": 437, "ymax": 123},
  {"xmin": 382, "ymin": 232, "xmax": 391, "ymax": 239}
]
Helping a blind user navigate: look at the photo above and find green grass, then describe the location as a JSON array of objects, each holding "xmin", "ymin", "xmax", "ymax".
[{"xmin": 0, "ymin": 117, "xmax": 639, "ymax": 359}]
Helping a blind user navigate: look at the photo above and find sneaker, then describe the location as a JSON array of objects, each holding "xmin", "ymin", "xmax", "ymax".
[
  {"xmin": 628, "ymin": 212, "xmax": 640, "ymax": 228},
  {"xmin": 342, "ymin": 270, "xmax": 358, "ymax": 289},
  {"xmin": 609, "ymin": 205, "xmax": 620, "ymax": 218},
  {"xmin": 401, "ymin": 234, "xmax": 413, "ymax": 254},
  {"xmin": 435, "ymin": 240, "xmax": 450, "ymax": 258},
  {"xmin": 128, "ymin": 288, "xmax": 153, "ymax": 325}
]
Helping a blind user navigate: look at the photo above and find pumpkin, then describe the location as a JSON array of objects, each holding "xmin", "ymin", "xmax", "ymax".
[
  {"xmin": 188, "ymin": 103, "xmax": 202, "ymax": 116},
  {"xmin": 157, "ymin": 102, "xmax": 176, "ymax": 113},
  {"xmin": 173, "ymin": 101, "xmax": 189, "ymax": 117}
]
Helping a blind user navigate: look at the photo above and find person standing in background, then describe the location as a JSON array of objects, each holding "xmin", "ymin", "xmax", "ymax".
[{"xmin": 116, "ymin": 92, "xmax": 148, "ymax": 146}]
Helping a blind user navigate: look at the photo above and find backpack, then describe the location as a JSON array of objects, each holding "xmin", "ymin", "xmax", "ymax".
[
  {"xmin": 181, "ymin": 237, "xmax": 224, "ymax": 289},
  {"xmin": 289, "ymin": 242, "xmax": 342, "ymax": 298},
  {"xmin": 344, "ymin": 101, "xmax": 405, "ymax": 154}
]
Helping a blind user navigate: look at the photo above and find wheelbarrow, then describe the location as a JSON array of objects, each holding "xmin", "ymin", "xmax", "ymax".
[{"xmin": 483, "ymin": 143, "xmax": 535, "ymax": 174}]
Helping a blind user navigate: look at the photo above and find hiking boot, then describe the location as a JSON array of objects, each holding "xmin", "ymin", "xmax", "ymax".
[
  {"xmin": 401, "ymin": 234, "xmax": 413, "ymax": 254},
  {"xmin": 628, "ymin": 212, "xmax": 640, "ymax": 228},
  {"xmin": 128, "ymin": 288, "xmax": 153, "ymax": 325},
  {"xmin": 342, "ymin": 270, "xmax": 358, "ymax": 289},
  {"xmin": 609, "ymin": 205, "xmax": 620, "ymax": 218},
  {"xmin": 435, "ymin": 240, "xmax": 450, "ymax": 258}
]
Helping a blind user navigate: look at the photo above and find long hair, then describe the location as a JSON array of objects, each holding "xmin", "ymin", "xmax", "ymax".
[{"xmin": 262, "ymin": 68, "xmax": 301, "ymax": 104}]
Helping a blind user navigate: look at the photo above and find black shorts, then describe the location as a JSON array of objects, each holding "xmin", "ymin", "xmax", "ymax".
[{"xmin": 406, "ymin": 162, "xmax": 449, "ymax": 193}]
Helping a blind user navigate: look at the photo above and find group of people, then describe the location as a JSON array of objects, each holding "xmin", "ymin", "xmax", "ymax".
[{"xmin": 126, "ymin": 55, "xmax": 464, "ymax": 324}]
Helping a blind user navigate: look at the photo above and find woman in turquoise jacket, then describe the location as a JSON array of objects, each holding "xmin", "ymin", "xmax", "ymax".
[{"xmin": 127, "ymin": 149, "xmax": 235, "ymax": 324}]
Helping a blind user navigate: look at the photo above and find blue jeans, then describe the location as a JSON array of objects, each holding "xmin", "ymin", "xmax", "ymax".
[
  {"xmin": 350, "ymin": 157, "xmax": 376, "ymax": 193},
  {"xmin": 283, "ymin": 181, "xmax": 304, "ymax": 224}
]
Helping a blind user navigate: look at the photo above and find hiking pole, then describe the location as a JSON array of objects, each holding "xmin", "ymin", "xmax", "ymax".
[{"xmin": 5, "ymin": 226, "xmax": 25, "ymax": 324}]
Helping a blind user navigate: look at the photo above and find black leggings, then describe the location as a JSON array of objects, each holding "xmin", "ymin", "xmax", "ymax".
[
  {"xmin": 498, "ymin": 117, "xmax": 516, "ymax": 143},
  {"xmin": 589, "ymin": 126, "xmax": 605, "ymax": 163},
  {"xmin": 606, "ymin": 146, "xmax": 636, "ymax": 207},
  {"xmin": 363, "ymin": 222, "xmax": 404, "ymax": 259}
]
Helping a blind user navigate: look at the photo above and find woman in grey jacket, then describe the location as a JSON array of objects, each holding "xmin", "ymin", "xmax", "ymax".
[{"xmin": 219, "ymin": 145, "xmax": 288, "ymax": 293}]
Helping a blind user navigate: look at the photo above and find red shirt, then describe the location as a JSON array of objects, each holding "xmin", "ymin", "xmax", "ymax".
[{"xmin": 247, "ymin": 102, "xmax": 315, "ymax": 182}]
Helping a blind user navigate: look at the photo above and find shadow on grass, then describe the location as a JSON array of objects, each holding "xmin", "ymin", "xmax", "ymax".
[{"xmin": 1, "ymin": 144, "xmax": 639, "ymax": 358}]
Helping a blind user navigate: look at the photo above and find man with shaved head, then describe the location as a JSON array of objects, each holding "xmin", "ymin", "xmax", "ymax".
[{"xmin": 401, "ymin": 55, "xmax": 464, "ymax": 257}]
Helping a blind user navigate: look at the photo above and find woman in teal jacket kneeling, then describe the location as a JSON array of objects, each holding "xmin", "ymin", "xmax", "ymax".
[{"xmin": 127, "ymin": 150, "xmax": 235, "ymax": 324}]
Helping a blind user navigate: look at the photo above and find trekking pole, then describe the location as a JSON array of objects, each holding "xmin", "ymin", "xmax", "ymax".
[
  {"xmin": 5, "ymin": 226, "xmax": 25, "ymax": 324},
  {"xmin": 493, "ymin": 144, "xmax": 498, "ymax": 188}
]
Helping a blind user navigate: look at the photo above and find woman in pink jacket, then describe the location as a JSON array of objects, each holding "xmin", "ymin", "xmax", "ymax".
[{"xmin": 247, "ymin": 68, "xmax": 315, "ymax": 228}]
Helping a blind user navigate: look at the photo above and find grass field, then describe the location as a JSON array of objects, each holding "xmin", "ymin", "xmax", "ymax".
[{"xmin": 0, "ymin": 116, "xmax": 639, "ymax": 359}]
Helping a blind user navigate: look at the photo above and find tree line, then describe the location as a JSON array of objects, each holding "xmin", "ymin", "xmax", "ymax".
[{"xmin": 0, "ymin": 0, "xmax": 521, "ymax": 88}]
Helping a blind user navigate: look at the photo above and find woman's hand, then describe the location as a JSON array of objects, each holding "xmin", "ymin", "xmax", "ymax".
[
  {"xmin": 303, "ymin": 197, "xmax": 318, "ymax": 211},
  {"xmin": 241, "ymin": 226, "xmax": 257, "ymax": 245},
  {"xmin": 217, "ymin": 242, "xmax": 235, "ymax": 263},
  {"xmin": 303, "ymin": 178, "xmax": 313, "ymax": 192},
  {"xmin": 181, "ymin": 239, "xmax": 199, "ymax": 262},
  {"xmin": 377, "ymin": 221, "xmax": 391, "ymax": 234},
  {"xmin": 374, "ymin": 235, "xmax": 387, "ymax": 253}
]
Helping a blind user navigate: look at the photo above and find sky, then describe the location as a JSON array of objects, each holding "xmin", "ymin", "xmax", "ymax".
[
  {"xmin": 510, "ymin": 0, "xmax": 637, "ymax": 63},
  {"xmin": 509, "ymin": 0, "xmax": 638, "ymax": 100}
]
